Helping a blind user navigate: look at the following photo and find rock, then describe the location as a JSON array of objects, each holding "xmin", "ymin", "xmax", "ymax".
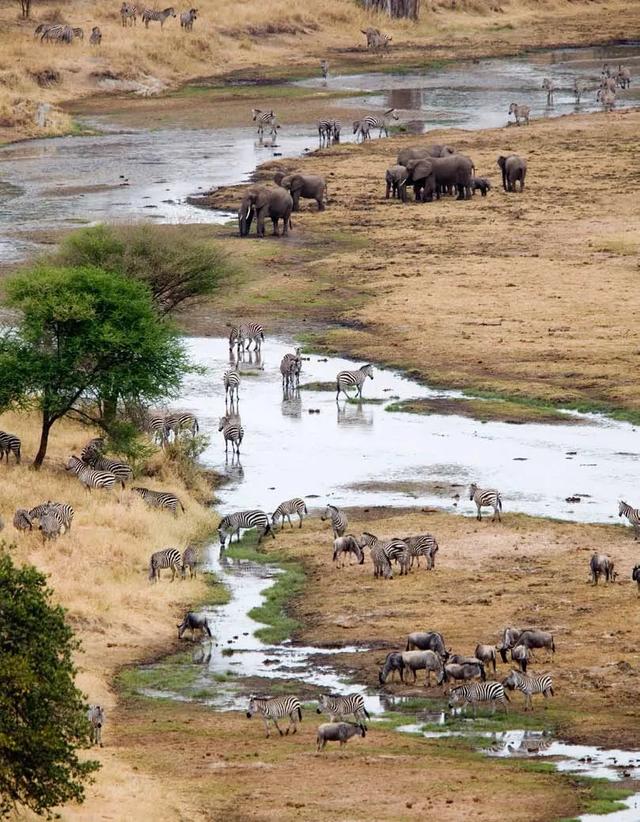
[{"xmin": 565, "ymin": 496, "xmax": 581, "ymax": 503}]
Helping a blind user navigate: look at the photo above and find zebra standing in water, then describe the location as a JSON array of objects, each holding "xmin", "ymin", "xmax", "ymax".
[
  {"xmin": 359, "ymin": 108, "xmax": 399, "ymax": 138},
  {"xmin": 469, "ymin": 483, "xmax": 502, "ymax": 522},
  {"xmin": 218, "ymin": 414, "xmax": 244, "ymax": 458},
  {"xmin": 352, "ymin": 119, "xmax": 371, "ymax": 142},
  {"xmin": 316, "ymin": 693, "xmax": 370, "ymax": 723},
  {"xmin": 120, "ymin": 2, "xmax": 137, "ymax": 25},
  {"xmin": 618, "ymin": 500, "xmax": 640, "ymax": 539},
  {"xmin": 272, "ymin": 498, "xmax": 307, "ymax": 530},
  {"xmin": 336, "ymin": 364, "xmax": 374, "ymax": 401},
  {"xmin": 148, "ymin": 547, "xmax": 182, "ymax": 582},
  {"xmin": 246, "ymin": 695, "xmax": 302, "ymax": 738},
  {"xmin": 502, "ymin": 670, "xmax": 554, "ymax": 711},
  {"xmin": 229, "ymin": 322, "xmax": 264, "ymax": 355},
  {"xmin": 321, "ymin": 504, "xmax": 348, "ymax": 537},
  {"xmin": 251, "ymin": 109, "xmax": 277, "ymax": 139},
  {"xmin": 132, "ymin": 487, "xmax": 185, "ymax": 515},
  {"xmin": 542, "ymin": 77, "xmax": 556, "ymax": 104},
  {"xmin": 66, "ymin": 456, "xmax": 116, "ymax": 491},
  {"xmin": 0, "ymin": 431, "xmax": 21, "ymax": 463},
  {"xmin": 224, "ymin": 368, "xmax": 240, "ymax": 406},
  {"xmin": 448, "ymin": 682, "xmax": 509, "ymax": 715},
  {"xmin": 280, "ymin": 349, "xmax": 301, "ymax": 390},
  {"xmin": 141, "ymin": 6, "xmax": 176, "ymax": 27},
  {"xmin": 320, "ymin": 59, "xmax": 329, "ymax": 80},
  {"xmin": 318, "ymin": 119, "xmax": 334, "ymax": 146},
  {"xmin": 218, "ymin": 510, "xmax": 274, "ymax": 547}
]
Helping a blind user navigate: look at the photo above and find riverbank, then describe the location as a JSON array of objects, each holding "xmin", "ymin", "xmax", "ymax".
[
  {"xmin": 0, "ymin": 410, "xmax": 220, "ymax": 820},
  {"xmin": 2, "ymin": 0, "xmax": 640, "ymax": 142},
  {"xmin": 189, "ymin": 105, "xmax": 640, "ymax": 423}
]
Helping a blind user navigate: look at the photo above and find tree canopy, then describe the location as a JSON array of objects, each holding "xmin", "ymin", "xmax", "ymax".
[
  {"xmin": 0, "ymin": 550, "xmax": 99, "ymax": 817},
  {"xmin": 0, "ymin": 264, "xmax": 190, "ymax": 466}
]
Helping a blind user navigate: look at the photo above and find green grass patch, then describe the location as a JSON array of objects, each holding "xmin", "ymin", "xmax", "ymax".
[
  {"xmin": 346, "ymin": 396, "xmax": 385, "ymax": 405},
  {"xmin": 298, "ymin": 381, "xmax": 335, "ymax": 391},
  {"xmin": 119, "ymin": 652, "xmax": 202, "ymax": 695},
  {"xmin": 579, "ymin": 778, "xmax": 633, "ymax": 815},
  {"xmin": 385, "ymin": 396, "xmax": 575, "ymax": 425},
  {"xmin": 199, "ymin": 571, "xmax": 231, "ymax": 607}
]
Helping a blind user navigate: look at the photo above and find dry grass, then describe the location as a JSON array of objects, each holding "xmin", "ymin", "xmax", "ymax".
[
  {"xmin": 2, "ymin": 0, "xmax": 640, "ymax": 141},
  {"xmin": 0, "ymin": 409, "xmax": 216, "ymax": 819}
]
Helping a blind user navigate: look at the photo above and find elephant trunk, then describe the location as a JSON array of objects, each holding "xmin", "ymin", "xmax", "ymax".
[{"xmin": 238, "ymin": 202, "xmax": 254, "ymax": 237}]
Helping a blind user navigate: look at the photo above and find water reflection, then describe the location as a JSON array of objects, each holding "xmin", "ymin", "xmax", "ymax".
[{"xmin": 337, "ymin": 400, "xmax": 374, "ymax": 427}]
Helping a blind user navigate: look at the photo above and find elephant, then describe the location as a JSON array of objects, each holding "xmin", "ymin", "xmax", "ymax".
[
  {"xmin": 274, "ymin": 172, "xmax": 327, "ymax": 212},
  {"xmin": 471, "ymin": 176, "xmax": 492, "ymax": 196},
  {"xmin": 397, "ymin": 144, "xmax": 455, "ymax": 168},
  {"xmin": 238, "ymin": 186, "xmax": 293, "ymax": 237},
  {"xmin": 405, "ymin": 155, "xmax": 475, "ymax": 201},
  {"xmin": 497, "ymin": 154, "xmax": 527, "ymax": 192},
  {"xmin": 385, "ymin": 164, "xmax": 408, "ymax": 201}
]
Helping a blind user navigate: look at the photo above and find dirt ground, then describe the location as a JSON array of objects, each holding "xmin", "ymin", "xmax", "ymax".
[{"xmin": 194, "ymin": 107, "xmax": 640, "ymax": 420}]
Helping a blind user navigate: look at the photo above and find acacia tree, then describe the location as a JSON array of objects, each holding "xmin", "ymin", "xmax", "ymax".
[
  {"xmin": 0, "ymin": 265, "xmax": 190, "ymax": 468},
  {"xmin": 0, "ymin": 551, "xmax": 99, "ymax": 817}
]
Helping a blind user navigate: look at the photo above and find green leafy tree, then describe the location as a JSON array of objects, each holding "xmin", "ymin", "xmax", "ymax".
[
  {"xmin": 0, "ymin": 550, "xmax": 99, "ymax": 817},
  {"xmin": 0, "ymin": 265, "xmax": 191, "ymax": 467}
]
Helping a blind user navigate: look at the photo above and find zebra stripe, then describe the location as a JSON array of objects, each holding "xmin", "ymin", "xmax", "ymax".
[
  {"xmin": 120, "ymin": 2, "xmax": 137, "ymax": 25},
  {"xmin": 132, "ymin": 487, "xmax": 184, "ymax": 515},
  {"xmin": 224, "ymin": 369, "xmax": 240, "ymax": 404},
  {"xmin": 40, "ymin": 24, "xmax": 74, "ymax": 43},
  {"xmin": 147, "ymin": 414, "xmax": 168, "ymax": 446},
  {"xmin": 148, "ymin": 547, "xmax": 182, "ymax": 582},
  {"xmin": 336, "ymin": 364, "xmax": 374, "ymax": 400},
  {"xmin": 317, "ymin": 693, "xmax": 370, "ymax": 723},
  {"xmin": 448, "ymin": 682, "xmax": 509, "ymax": 715},
  {"xmin": 165, "ymin": 411, "xmax": 199, "ymax": 440},
  {"xmin": 218, "ymin": 510, "xmax": 274, "ymax": 546},
  {"xmin": 618, "ymin": 500, "xmax": 640, "ymax": 539},
  {"xmin": 86, "ymin": 455, "xmax": 133, "ymax": 487},
  {"xmin": 141, "ymin": 6, "xmax": 176, "ymax": 27},
  {"xmin": 65, "ymin": 456, "xmax": 116, "ymax": 491},
  {"xmin": 29, "ymin": 502, "xmax": 74, "ymax": 533},
  {"xmin": 280, "ymin": 351, "xmax": 301, "ymax": 390},
  {"xmin": 180, "ymin": 8, "xmax": 197, "ymax": 29},
  {"xmin": 218, "ymin": 414, "xmax": 244, "ymax": 457},
  {"xmin": 251, "ymin": 109, "xmax": 277, "ymax": 139},
  {"xmin": 246, "ymin": 695, "xmax": 302, "ymax": 738},
  {"xmin": 502, "ymin": 670, "xmax": 554, "ymax": 711},
  {"xmin": 229, "ymin": 322, "xmax": 264, "ymax": 354},
  {"xmin": 359, "ymin": 108, "xmax": 399, "ymax": 138},
  {"xmin": 382, "ymin": 538, "xmax": 411, "ymax": 575},
  {"xmin": 402, "ymin": 534, "xmax": 439, "ymax": 569},
  {"xmin": 352, "ymin": 119, "xmax": 371, "ymax": 142},
  {"xmin": 181, "ymin": 545, "xmax": 198, "ymax": 579},
  {"xmin": 272, "ymin": 498, "xmax": 307, "ymax": 530},
  {"xmin": 469, "ymin": 483, "xmax": 502, "ymax": 522},
  {"xmin": 80, "ymin": 437, "xmax": 105, "ymax": 462},
  {"xmin": 0, "ymin": 431, "xmax": 21, "ymax": 464},
  {"xmin": 321, "ymin": 504, "xmax": 348, "ymax": 537},
  {"xmin": 370, "ymin": 540, "xmax": 393, "ymax": 579}
]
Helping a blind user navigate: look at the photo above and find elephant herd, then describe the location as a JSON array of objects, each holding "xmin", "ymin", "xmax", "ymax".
[{"xmin": 237, "ymin": 141, "xmax": 527, "ymax": 238}]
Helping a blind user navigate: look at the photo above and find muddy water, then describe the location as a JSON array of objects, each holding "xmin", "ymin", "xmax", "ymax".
[
  {"xmin": 1, "ymin": 44, "xmax": 639, "ymax": 262},
  {"xmin": 179, "ymin": 336, "xmax": 639, "ymax": 524}
]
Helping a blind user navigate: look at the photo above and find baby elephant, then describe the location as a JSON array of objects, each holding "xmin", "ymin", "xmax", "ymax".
[
  {"xmin": 472, "ymin": 176, "xmax": 492, "ymax": 196},
  {"xmin": 274, "ymin": 171, "xmax": 327, "ymax": 212},
  {"xmin": 87, "ymin": 705, "xmax": 105, "ymax": 747},
  {"xmin": 316, "ymin": 721, "xmax": 366, "ymax": 752},
  {"xmin": 497, "ymin": 155, "xmax": 527, "ymax": 192},
  {"xmin": 178, "ymin": 611, "xmax": 213, "ymax": 640},
  {"xmin": 385, "ymin": 164, "xmax": 408, "ymax": 201}
]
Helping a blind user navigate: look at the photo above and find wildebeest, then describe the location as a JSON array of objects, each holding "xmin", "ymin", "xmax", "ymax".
[
  {"xmin": 177, "ymin": 611, "xmax": 212, "ymax": 640},
  {"xmin": 401, "ymin": 650, "xmax": 443, "ymax": 686},
  {"xmin": 405, "ymin": 631, "xmax": 446, "ymax": 656},
  {"xmin": 590, "ymin": 552, "xmax": 615, "ymax": 584},
  {"xmin": 511, "ymin": 644, "xmax": 529, "ymax": 672},
  {"xmin": 633, "ymin": 564, "xmax": 640, "ymax": 594},
  {"xmin": 316, "ymin": 721, "xmax": 366, "ymax": 751},
  {"xmin": 497, "ymin": 626, "xmax": 533, "ymax": 662},
  {"xmin": 39, "ymin": 511, "xmax": 61, "ymax": 541},
  {"xmin": 475, "ymin": 644, "xmax": 497, "ymax": 673},
  {"xmin": 87, "ymin": 705, "xmax": 105, "ymax": 746},
  {"xmin": 13, "ymin": 508, "xmax": 33, "ymax": 531},
  {"xmin": 515, "ymin": 630, "xmax": 556, "ymax": 658},
  {"xmin": 379, "ymin": 651, "xmax": 405, "ymax": 684},
  {"xmin": 333, "ymin": 535, "xmax": 363, "ymax": 567},
  {"xmin": 437, "ymin": 661, "xmax": 486, "ymax": 687}
]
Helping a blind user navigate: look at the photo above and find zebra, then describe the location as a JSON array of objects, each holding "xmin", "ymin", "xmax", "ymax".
[
  {"xmin": 89, "ymin": 27, "xmax": 102, "ymax": 45},
  {"xmin": 335, "ymin": 364, "xmax": 374, "ymax": 401},
  {"xmin": 246, "ymin": 695, "xmax": 302, "ymax": 738},
  {"xmin": 280, "ymin": 352, "xmax": 301, "ymax": 391},
  {"xmin": 29, "ymin": 502, "xmax": 74, "ymax": 533},
  {"xmin": 370, "ymin": 540, "xmax": 393, "ymax": 579},
  {"xmin": 65, "ymin": 456, "xmax": 116, "ymax": 491},
  {"xmin": 448, "ymin": 682, "xmax": 509, "ymax": 716},
  {"xmin": 147, "ymin": 414, "xmax": 168, "ymax": 447},
  {"xmin": 72, "ymin": 26, "xmax": 84, "ymax": 39},
  {"xmin": 229, "ymin": 322, "xmax": 264, "ymax": 354},
  {"xmin": 120, "ymin": 2, "xmax": 138, "ymax": 25},
  {"xmin": 218, "ymin": 510, "xmax": 274, "ymax": 547},
  {"xmin": 251, "ymin": 109, "xmax": 277, "ymax": 139},
  {"xmin": 318, "ymin": 119, "xmax": 333, "ymax": 146},
  {"xmin": 321, "ymin": 504, "xmax": 348, "ymax": 538},
  {"xmin": 573, "ymin": 78, "xmax": 589, "ymax": 104},
  {"xmin": 508, "ymin": 102, "xmax": 530, "ymax": 125},
  {"xmin": 331, "ymin": 120, "xmax": 341, "ymax": 142},
  {"xmin": 218, "ymin": 414, "xmax": 244, "ymax": 458},
  {"xmin": 41, "ymin": 24, "xmax": 74, "ymax": 43},
  {"xmin": 352, "ymin": 119, "xmax": 371, "ymax": 142},
  {"xmin": 502, "ymin": 670, "xmax": 554, "ymax": 711},
  {"xmin": 132, "ymin": 487, "xmax": 185, "ymax": 515},
  {"xmin": 320, "ymin": 59, "xmax": 329, "ymax": 80},
  {"xmin": 80, "ymin": 437, "xmax": 105, "ymax": 462},
  {"xmin": 148, "ymin": 547, "xmax": 182, "ymax": 582},
  {"xmin": 316, "ymin": 693, "xmax": 370, "ymax": 723},
  {"xmin": 13, "ymin": 509, "xmax": 33, "ymax": 531},
  {"xmin": 541, "ymin": 77, "xmax": 555, "ymax": 104},
  {"xmin": 402, "ymin": 534, "xmax": 439, "ymax": 569},
  {"xmin": 0, "ymin": 431, "xmax": 21, "ymax": 464},
  {"xmin": 165, "ymin": 411, "xmax": 199, "ymax": 442},
  {"xmin": 180, "ymin": 7, "xmax": 197, "ymax": 29},
  {"xmin": 224, "ymin": 368, "xmax": 240, "ymax": 405},
  {"xmin": 141, "ymin": 6, "xmax": 176, "ymax": 27},
  {"xmin": 359, "ymin": 108, "xmax": 399, "ymax": 138},
  {"xmin": 86, "ymin": 455, "xmax": 133, "ymax": 488},
  {"xmin": 39, "ymin": 511, "xmax": 61, "ymax": 542},
  {"xmin": 469, "ymin": 483, "xmax": 502, "ymax": 522},
  {"xmin": 597, "ymin": 87, "xmax": 616, "ymax": 110},
  {"xmin": 615, "ymin": 64, "xmax": 631, "ymax": 89},
  {"xmin": 181, "ymin": 544, "xmax": 198, "ymax": 578},
  {"xmin": 371, "ymin": 537, "xmax": 411, "ymax": 575},
  {"xmin": 618, "ymin": 500, "xmax": 640, "ymax": 538},
  {"xmin": 272, "ymin": 498, "xmax": 307, "ymax": 530}
]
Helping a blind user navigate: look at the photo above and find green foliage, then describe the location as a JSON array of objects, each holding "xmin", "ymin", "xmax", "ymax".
[
  {"xmin": 57, "ymin": 223, "xmax": 234, "ymax": 314},
  {"xmin": 0, "ymin": 550, "xmax": 99, "ymax": 817},
  {"xmin": 0, "ymin": 265, "xmax": 191, "ymax": 466}
]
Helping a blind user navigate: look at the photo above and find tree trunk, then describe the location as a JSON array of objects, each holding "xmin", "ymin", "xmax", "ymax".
[
  {"xmin": 21, "ymin": 0, "xmax": 32, "ymax": 18},
  {"xmin": 33, "ymin": 415, "xmax": 53, "ymax": 469},
  {"xmin": 101, "ymin": 392, "xmax": 118, "ymax": 427}
]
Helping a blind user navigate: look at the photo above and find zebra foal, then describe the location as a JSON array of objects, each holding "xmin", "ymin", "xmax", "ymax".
[
  {"xmin": 502, "ymin": 670, "xmax": 554, "ymax": 711},
  {"xmin": 469, "ymin": 483, "xmax": 502, "ymax": 522},
  {"xmin": 448, "ymin": 682, "xmax": 509, "ymax": 716},
  {"xmin": 316, "ymin": 693, "xmax": 370, "ymax": 723},
  {"xmin": 246, "ymin": 695, "xmax": 302, "ymax": 738},
  {"xmin": 218, "ymin": 510, "xmax": 274, "ymax": 547},
  {"xmin": 148, "ymin": 547, "xmax": 182, "ymax": 582},
  {"xmin": 272, "ymin": 497, "xmax": 307, "ymax": 530},
  {"xmin": 66, "ymin": 456, "xmax": 116, "ymax": 491},
  {"xmin": 336, "ymin": 364, "xmax": 374, "ymax": 401},
  {"xmin": 132, "ymin": 486, "xmax": 184, "ymax": 515}
]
